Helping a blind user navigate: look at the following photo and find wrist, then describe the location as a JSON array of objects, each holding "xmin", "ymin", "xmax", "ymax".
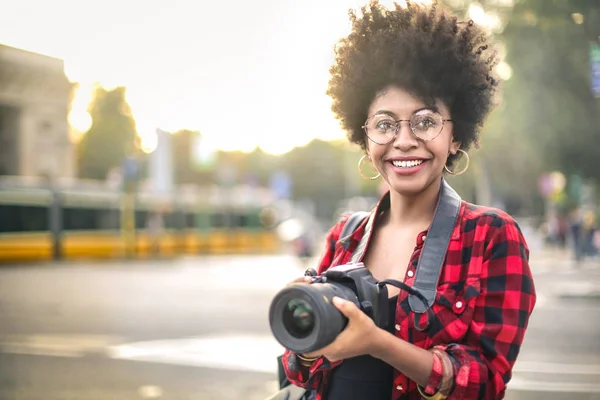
[
  {"xmin": 296, "ymin": 352, "xmax": 320, "ymax": 367},
  {"xmin": 297, "ymin": 353, "xmax": 320, "ymax": 361}
]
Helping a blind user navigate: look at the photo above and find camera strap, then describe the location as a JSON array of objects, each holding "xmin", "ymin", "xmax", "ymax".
[
  {"xmin": 339, "ymin": 211, "xmax": 370, "ymax": 250},
  {"xmin": 408, "ymin": 179, "xmax": 461, "ymax": 328},
  {"xmin": 346, "ymin": 179, "xmax": 461, "ymax": 331}
]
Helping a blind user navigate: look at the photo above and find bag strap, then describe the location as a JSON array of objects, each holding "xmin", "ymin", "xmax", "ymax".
[
  {"xmin": 339, "ymin": 211, "xmax": 370, "ymax": 251},
  {"xmin": 408, "ymin": 179, "xmax": 462, "ymax": 314}
]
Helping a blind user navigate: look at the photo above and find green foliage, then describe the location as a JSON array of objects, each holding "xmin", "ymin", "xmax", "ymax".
[
  {"xmin": 441, "ymin": 0, "xmax": 600, "ymax": 215},
  {"xmin": 494, "ymin": 0, "xmax": 599, "ymax": 212},
  {"xmin": 172, "ymin": 138, "xmax": 380, "ymax": 221},
  {"xmin": 77, "ymin": 86, "xmax": 138, "ymax": 180},
  {"xmin": 170, "ymin": 129, "xmax": 214, "ymax": 186}
]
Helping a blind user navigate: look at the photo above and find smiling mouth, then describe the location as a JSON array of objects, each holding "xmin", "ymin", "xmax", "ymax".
[{"xmin": 390, "ymin": 160, "xmax": 425, "ymax": 168}]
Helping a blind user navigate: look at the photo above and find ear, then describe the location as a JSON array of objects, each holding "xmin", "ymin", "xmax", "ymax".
[{"xmin": 449, "ymin": 140, "xmax": 461, "ymax": 155}]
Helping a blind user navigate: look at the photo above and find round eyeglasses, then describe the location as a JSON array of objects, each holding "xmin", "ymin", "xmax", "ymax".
[{"xmin": 362, "ymin": 109, "xmax": 452, "ymax": 144}]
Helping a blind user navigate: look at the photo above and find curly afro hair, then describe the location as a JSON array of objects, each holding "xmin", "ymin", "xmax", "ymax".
[{"xmin": 327, "ymin": 0, "xmax": 500, "ymax": 168}]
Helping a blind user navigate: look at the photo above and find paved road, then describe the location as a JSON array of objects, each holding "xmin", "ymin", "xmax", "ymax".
[{"xmin": 0, "ymin": 253, "xmax": 598, "ymax": 400}]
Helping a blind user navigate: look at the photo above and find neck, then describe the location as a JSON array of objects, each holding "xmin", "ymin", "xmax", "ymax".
[{"xmin": 387, "ymin": 178, "xmax": 442, "ymax": 227}]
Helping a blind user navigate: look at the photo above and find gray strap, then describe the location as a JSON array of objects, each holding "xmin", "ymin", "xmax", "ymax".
[
  {"xmin": 408, "ymin": 179, "xmax": 462, "ymax": 313},
  {"xmin": 339, "ymin": 211, "xmax": 370, "ymax": 251},
  {"xmin": 350, "ymin": 212, "xmax": 375, "ymax": 263}
]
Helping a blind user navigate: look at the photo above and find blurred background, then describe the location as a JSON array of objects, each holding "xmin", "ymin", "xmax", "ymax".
[{"xmin": 0, "ymin": 0, "xmax": 599, "ymax": 399}]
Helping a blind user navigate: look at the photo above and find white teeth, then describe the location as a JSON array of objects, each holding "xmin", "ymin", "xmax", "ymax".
[{"xmin": 392, "ymin": 160, "xmax": 424, "ymax": 168}]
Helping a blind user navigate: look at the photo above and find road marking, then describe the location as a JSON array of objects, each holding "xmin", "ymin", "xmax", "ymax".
[
  {"xmin": 138, "ymin": 385, "xmax": 163, "ymax": 398},
  {"xmin": 108, "ymin": 334, "xmax": 285, "ymax": 374},
  {"xmin": 554, "ymin": 282, "xmax": 600, "ymax": 298},
  {"xmin": 0, "ymin": 334, "xmax": 123, "ymax": 358},
  {"xmin": 514, "ymin": 361, "xmax": 600, "ymax": 375},
  {"xmin": 531, "ymin": 291, "xmax": 600, "ymax": 311},
  {"xmin": 509, "ymin": 377, "xmax": 600, "ymax": 393}
]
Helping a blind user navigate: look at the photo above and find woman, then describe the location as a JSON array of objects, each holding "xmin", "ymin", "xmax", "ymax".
[{"xmin": 281, "ymin": 1, "xmax": 536, "ymax": 399}]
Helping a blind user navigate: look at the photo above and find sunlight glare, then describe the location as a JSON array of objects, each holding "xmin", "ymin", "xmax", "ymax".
[
  {"xmin": 495, "ymin": 61, "xmax": 512, "ymax": 81},
  {"xmin": 67, "ymin": 82, "xmax": 94, "ymax": 133},
  {"xmin": 140, "ymin": 127, "xmax": 158, "ymax": 154},
  {"xmin": 468, "ymin": 3, "xmax": 486, "ymax": 25}
]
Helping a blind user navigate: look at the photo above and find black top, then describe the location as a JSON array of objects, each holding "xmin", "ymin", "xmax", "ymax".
[{"xmin": 326, "ymin": 296, "xmax": 398, "ymax": 400}]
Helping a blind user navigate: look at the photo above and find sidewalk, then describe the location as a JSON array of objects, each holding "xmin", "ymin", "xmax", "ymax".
[{"xmin": 529, "ymin": 246, "xmax": 572, "ymax": 265}]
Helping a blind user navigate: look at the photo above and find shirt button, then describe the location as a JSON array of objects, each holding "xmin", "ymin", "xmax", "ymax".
[
  {"xmin": 455, "ymin": 300, "xmax": 463, "ymax": 309},
  {"xmin": 407, "ymin": 270, "xmax": 414, "ymax": 278},
  {"xmin": 395, "ymin": 324, "xmax": 401, "ymax": 331},
  {"xmin": 396, "ymin": 385, "xmax": 404, "ymax": 391}
]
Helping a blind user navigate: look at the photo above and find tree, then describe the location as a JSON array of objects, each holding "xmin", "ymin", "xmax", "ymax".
[
  {"xmin": 441, "ymin": 0, "xmax": 600, "ymax": 215},
  {"xmin": 77, "ymin": 86, "xmax": 138, "ymax": 180},
  {"xmin": 502, "ymin": 0, "xmax": 599, "ymax": 175},
  {"xmin": 171, "ymin": 129, "xmax": 216, "ymax": 186},
  {"xmin": 278, "ymin": 139, "xmax": 379, "ymax": 221}
]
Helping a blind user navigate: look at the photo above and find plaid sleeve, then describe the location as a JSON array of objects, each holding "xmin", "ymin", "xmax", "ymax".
[
  {"xmin": 424, "ymin": 216, "xmax": 536, "ymax": 399},
  {"xmin": 281, "ymin": 217, "xmax": 347, "ymax": 388},
  {"xmin": 281, "ymin": 352, "xmax": 342, "ymax": 390},
  {"xmin": 316, "ymin": 214, "xmax": 348, "ymax": 274},
  {"xmin": 422, "ymin": 349, "xmax": 445, "ymax": 394}
]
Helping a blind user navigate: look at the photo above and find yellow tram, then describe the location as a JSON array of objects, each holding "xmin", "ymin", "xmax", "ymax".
[{"xmin": 0, "ymin": 177, "xmax": 281, "ymax": 263}]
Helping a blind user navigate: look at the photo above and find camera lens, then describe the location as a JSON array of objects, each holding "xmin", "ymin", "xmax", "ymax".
[
  {"xmin": 269, "ymin": 282, "xmax": 358, "ymax": 354},
  {"xmin": 282, "ymin": 299, "xmax": 315, "ymax": 338}
]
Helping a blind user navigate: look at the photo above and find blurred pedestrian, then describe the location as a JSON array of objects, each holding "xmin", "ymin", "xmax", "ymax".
[{"xmin": 570, "ymin": 207, "xmax": 584, "ymax": 262}]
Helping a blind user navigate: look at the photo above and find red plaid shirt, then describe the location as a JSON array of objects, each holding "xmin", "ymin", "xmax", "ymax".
[{"xmin": 283, "ymin": 191, "xmax": 536, "ymax": 399}]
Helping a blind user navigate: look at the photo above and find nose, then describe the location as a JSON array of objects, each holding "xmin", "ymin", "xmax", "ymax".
[{"xmin": 392, "ymin": 121, "xmax": 418, "ymax": 151}]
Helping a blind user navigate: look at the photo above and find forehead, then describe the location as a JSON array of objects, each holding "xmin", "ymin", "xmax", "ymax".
[{"xmin": 368, "ymin": 86, "xmax": 448, "ymax": 116}]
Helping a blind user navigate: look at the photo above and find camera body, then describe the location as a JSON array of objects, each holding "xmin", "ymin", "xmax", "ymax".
[{"xmin": 269, "ymin": 262, "xmax": 389, "ymax": 354}]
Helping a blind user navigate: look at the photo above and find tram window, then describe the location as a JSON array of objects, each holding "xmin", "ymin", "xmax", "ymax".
[
  {"xmin": 185, "ymin": 213, "xmax": 195, "ymax": 228},
  {"xmin": 237, "ymin": 214, "xmax": 249, "ymax": 228},
  {"xmin": 245, "ymin": 212, "xmax": 261, "ymax": 228},
  {"xmin": 63, "ymin": 208, "xmax": 120, "ymax": 230},
  {"xmin": 163, "ymin": 212, "xmax": 178, "ymax": 229},
  {"xmin": 135, "ymin": 211, "xmax": 149, "ymax": 230},
  {"xmin": 0, "ymin": 204, "xmax": 49, "ymax": 232},
  {"xmin": 210, "ymin": 212, "xmax": 227, "ymax": 228},
  {"xmin": 172, "ymin": 211, "xmax": 187, "ymax": 229},
  {"xmin": 63, "ymin": 208, "xmax": 95, "ymax": 230},
  {"xmin": 97, "ymin": 209, "xmax": 120, "ymax": 230},
  {"xmin": 196, "ymin": 212, "xmax": 211, "ymax": 229}
]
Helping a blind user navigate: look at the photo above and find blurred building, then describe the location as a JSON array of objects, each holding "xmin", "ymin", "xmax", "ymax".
[{"xmin": 0, "ymin": 44, "xmax": 73, "ymax": 178}]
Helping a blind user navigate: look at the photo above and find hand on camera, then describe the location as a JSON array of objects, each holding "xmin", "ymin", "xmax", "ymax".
[
  {"xmin": 303, "ymin": 296, "xmax": 379, "ymax": 362},
  {"xmin": 286, "ymin": 276, "xmax": 313, "ymax": 286}
]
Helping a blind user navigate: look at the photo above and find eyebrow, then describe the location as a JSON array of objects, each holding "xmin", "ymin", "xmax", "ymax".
[{"xmin": 372, "ymin": 106, "xmax": 439, "ymax": 118}]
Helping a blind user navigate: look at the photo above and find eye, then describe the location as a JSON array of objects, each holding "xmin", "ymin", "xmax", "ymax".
[
  {"xmin": 413, "ymin": 116, "xmax": 439, "ymax": 131},
  {"xmin": 374, "ymin": 119, "xmax": 396, "ymax": 133}
]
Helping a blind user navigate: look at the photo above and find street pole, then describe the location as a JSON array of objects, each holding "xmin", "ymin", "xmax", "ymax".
[
  {"xmin": 48, "ymin": 182, "xmax": 63, "ymax": 261},
  {"xmin": 120, "ymin": 154, "xmax": 138, "ymax": 259},
  {"xmin": 121, "ymin": 180, "xmax": 136, "ymax": 259}
]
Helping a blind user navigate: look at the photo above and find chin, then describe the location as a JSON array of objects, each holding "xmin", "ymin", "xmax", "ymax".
[{"xmin": 387, "ymin": 175, "xmax": 439, "ymax": 198}]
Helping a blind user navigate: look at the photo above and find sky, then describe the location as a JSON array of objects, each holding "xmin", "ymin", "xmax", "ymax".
[{"xmin": 0, "ymin": 0, "xmax": 426, "ymax": 155}]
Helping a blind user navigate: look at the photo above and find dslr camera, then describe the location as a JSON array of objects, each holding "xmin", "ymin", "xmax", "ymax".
[{"xmin": 268, "ymin": 263, "xmax": 390, "ymax": 354}]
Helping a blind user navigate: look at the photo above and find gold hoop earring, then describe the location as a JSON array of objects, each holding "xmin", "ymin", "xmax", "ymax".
[
  {"xmin": 444, "ymin": 149, "xmax": 470, "ymax": 176},
  {"xmin": 358, "ymin": 155, "xmax": 381, "ymax": 180}
]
